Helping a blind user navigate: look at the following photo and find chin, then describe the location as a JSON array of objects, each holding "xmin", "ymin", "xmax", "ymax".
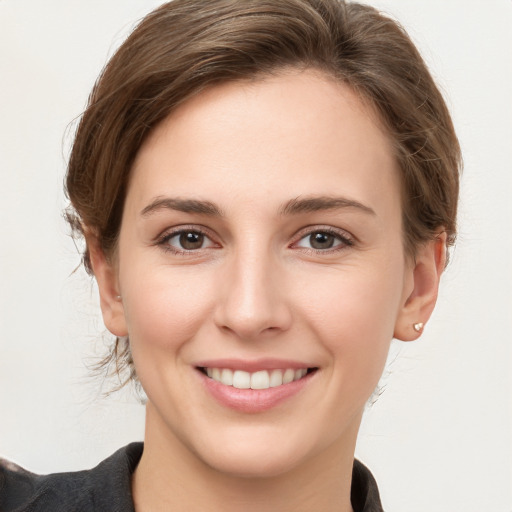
[
  {"xmin": 203, "ymin": 446, "xmax": 305, "ymax": 479},
  {"xmin": 190, "ymin": 424, "xmax": 329, "ymax": 480}
]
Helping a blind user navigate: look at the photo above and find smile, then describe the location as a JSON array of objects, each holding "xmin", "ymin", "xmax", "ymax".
[
  {"xmin": 201, "ymin": 367, "xmax": 312, "ymax": 390},
  {"xmin": 196, "ymin": 363, "xmax": 318, "ymax": 412}
]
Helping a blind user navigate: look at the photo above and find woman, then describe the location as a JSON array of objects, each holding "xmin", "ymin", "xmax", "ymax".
[{"xmin": 0, "ymin": 1, "xmax": 461, "ymax": 510}]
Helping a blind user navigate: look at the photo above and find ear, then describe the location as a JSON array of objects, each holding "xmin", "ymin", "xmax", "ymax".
[
  {"xmin": 88, "ymin": 237, "xmax": 128, "ymax": 337},
  {"xmin": 394, "ymin": 231, "xmax": 447, "ymax": 341}
]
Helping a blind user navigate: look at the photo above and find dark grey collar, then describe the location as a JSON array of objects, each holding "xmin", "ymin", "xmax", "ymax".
[{"xmin": 1, "ymin": 443, "xmax": 383, "ymax": 511}]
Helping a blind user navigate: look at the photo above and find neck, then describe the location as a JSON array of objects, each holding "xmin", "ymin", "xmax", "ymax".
[{"xmin": 132, "ymin": 404, "xmax": 359, "ymax": 512}]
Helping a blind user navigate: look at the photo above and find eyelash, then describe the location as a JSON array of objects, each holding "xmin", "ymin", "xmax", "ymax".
[
  {"xmin": 155, "ymin": 225, "xmax": 354, "ymax": 255},
  {"xmin": 291, "ymin": 226, "xmax": 354, "ymax": 254},
  {"xmin": 155, "ymin": 225, "xmax": 218, "ymax": 255}
]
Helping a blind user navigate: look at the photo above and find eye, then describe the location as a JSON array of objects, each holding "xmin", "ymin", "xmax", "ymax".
[
  {"xmin": 294, "ymin": 229, "xmax": 352, "ymax": 251},
  {"xmin": 161, "ymin": 229, "xmax": 216, "ymax": 252}
]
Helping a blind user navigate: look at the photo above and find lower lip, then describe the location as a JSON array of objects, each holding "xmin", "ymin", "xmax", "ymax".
[{"xmin": 198, "ymin": 370, "xmax": 315, "ymax": 413}]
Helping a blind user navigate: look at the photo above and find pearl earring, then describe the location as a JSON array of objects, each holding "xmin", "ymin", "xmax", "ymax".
[{"xmin": 413, "ymin": 322, "xmax": 424, "ymax": 333}]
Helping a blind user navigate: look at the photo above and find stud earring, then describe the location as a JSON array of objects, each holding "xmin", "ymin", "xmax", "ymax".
[
  {"xmin": 413, "ymin": 322, "xmax": 424, "ymax": 333},
  {"xmin": 116, "ymin": 295, "xmax": 122, "ymax": 300}
]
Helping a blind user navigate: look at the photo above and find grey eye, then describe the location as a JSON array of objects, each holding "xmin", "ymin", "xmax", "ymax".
[
  {"xmin": 309, "ymin": 232, "xmax": 336, "ymax": 249},
  {"xmin": 296, "ymin": 231, "xmax": 345, "ymax": 250}
]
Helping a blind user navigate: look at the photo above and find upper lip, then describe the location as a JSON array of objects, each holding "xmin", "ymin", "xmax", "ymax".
[{"xmin": 195, "ymin": 358, "xmax": 316, "ymax": 372}]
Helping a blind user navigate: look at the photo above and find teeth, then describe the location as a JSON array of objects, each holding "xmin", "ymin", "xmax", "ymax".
[
  {"xmin": 269, "ymin": 369, "xmax": 283, "ymax": 387},
  {"xmin": 283, "ymin": 368, "xmax": 295, "ymax": 384},
  {"xmin": 220, "ymin": 368, "xmax": 233, "ymax": 386},
  {"xmin": 250, "ymin": 370, "xmax": 269, "ymax": 390},
  {"xmin": 204, "ymin": 367, "xmax": 310, "ymax": 390},
  {"xmin": 232, "ymin": 370, "xmax": 251, "ymax": 389}
]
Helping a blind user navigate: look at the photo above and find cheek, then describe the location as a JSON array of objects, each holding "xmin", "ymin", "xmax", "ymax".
[
  {"xmin": 299, "ymin": 261, "xmax": 403, "ymax": 335},
  {"xmin": 120, "ymin": 265, "xmax": 216, "ymax": 353},
  {"xmin": 294, "ymin": 260, "xmax": 404, "ymax": 386}
]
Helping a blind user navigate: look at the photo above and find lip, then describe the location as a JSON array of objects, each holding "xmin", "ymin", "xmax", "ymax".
[
  {"xmin": 195, "ymin": 359, "xmax": 318, "ymax": 413},
  {"xmin": 195, "ymin": 357, "xmax": 312, "ymax": 372}
]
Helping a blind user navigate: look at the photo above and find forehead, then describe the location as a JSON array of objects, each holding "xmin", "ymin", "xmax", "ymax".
[{"xmin": 128, "ymin": 69, "xmax": 399, "ymax": 218}]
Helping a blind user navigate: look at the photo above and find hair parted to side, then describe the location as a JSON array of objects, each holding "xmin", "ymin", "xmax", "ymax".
[{"xmin": 65, "ymin": 0, "xmax": 461, "ymax": 389}]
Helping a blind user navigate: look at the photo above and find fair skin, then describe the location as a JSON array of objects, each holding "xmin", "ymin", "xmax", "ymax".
[{"xmin": 90, "ymin": 69, "xmax": 445, "ymax": 512}]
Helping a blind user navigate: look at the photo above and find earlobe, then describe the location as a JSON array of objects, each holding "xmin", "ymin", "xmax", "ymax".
[
  {"xmin": 394, "ymin": 232, "xmax": 447, "ymax": 341},
  {"xmin": 87, "ymin": 237, "xmax": 128, "ymax": 337}
]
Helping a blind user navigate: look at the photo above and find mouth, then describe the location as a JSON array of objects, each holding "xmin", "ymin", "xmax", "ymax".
[
  {"xmin": 196, "ymin": 362, "xmax": 318, "ymax": 413},
  {"xmin": 198, "ymin": 367, "xmax": 318, "ymax": 390}
]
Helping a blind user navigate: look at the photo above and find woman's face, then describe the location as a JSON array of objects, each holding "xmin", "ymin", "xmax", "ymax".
[{"xmin": 106, "ymin": 70, "xmax": 419, "ymax": 477}]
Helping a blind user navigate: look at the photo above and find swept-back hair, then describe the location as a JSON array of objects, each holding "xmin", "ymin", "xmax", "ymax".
[{"xmin": 65, "ymin": 0, "xmax": 461, "ymax": 388}]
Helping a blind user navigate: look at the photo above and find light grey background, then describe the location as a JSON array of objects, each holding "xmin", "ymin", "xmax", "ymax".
[{"xmin": 1, "ymin": 1, "xmax": 511, "ymax": 511}]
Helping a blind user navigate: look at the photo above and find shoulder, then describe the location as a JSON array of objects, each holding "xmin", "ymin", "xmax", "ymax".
[
  {"xmin": 352, "ymin": 459, "xmax": 384, "ymax": 512},
  {"xmin": 0, "ymin": 442, "xmax": 143, "ymax": 512}
]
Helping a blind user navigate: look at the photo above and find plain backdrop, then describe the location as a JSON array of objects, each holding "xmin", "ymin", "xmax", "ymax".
[{"xmin": 0, "ymin": 1, "xmax": 511, "ymax": 511}]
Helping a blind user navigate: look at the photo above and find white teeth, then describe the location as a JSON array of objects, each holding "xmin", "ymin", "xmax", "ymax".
[
  {"xmin": 250, "ymin": 370, "xmax": 270, "ymax": 390},
  {"xmin": 205, "ymin": 367, "xmax": 310, "ymax": 389},
  {"xmin": 269, "ymin": 369, "xmax": 283, "ymax": 387},
  {"xmin": 220, "ymin": 368, "xmax": 233, "ymax": 386},
  {"xmin": 283, "ymin": 368, "xmax": 295, "ymax": 384},
  {"xmin": 232, "ymin": 370, "xmax": 251, "ymax": 389}
]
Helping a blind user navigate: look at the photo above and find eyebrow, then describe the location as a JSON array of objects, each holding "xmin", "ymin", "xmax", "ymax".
[
  {"xmin": 280, "ymin": 196, "xmax": 376, "ymax": 216},
  {"xmin": 140, "ymin": 197, "xmax": 224, "ymax": 217},
  {"xmin": 140, "ymin": 194, "xmax": 376, "ymax": 218}
]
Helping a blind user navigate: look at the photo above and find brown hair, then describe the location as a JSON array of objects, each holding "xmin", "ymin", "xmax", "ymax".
[{"xmin": 65, "ymin": 0, "xmax": 461, "ymax": 387}]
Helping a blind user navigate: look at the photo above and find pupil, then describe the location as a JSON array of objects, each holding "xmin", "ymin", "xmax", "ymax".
[
  {"xmin": 310, "ymin": 232, "xmax": 334, "ymax": 249},
  {"xmin": 180, "ymin": 232, "xmax": 203, "ymax": 250}
]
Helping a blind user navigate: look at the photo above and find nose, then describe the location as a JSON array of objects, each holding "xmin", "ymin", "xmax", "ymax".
[{"xmin": 213, "ymin": 249, "xmax": 292, "ymax": 340}]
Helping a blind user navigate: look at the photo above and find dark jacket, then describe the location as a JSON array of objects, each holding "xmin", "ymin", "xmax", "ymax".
[{"xmin": 0, "ymin": 443, "xmax": 384, "ymax": 511}]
